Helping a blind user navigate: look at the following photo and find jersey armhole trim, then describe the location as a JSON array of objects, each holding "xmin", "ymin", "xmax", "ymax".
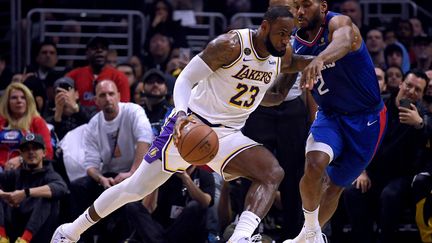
[{"xmin": 222, "ymin": 30, "xmax": 243, "ymax": 69}]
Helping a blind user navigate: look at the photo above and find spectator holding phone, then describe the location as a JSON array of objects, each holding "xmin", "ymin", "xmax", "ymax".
[
  {"xmin": 344, "ymin": 69, "xmax": 429, "ymax": 243},
  {"xmin": 46, "ymin": 77, "xmax": 94, "ymax": 141}
]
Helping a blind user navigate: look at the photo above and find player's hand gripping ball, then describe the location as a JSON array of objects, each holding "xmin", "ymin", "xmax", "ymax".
[{"xmin": 177, "ymin": 122, "xmax": 219, "ymax": 165}]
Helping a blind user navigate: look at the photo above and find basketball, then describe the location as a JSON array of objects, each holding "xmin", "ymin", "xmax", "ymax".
[{"xmin": 177, "ymin": 122, "xmax": 219, "ymax": 166}]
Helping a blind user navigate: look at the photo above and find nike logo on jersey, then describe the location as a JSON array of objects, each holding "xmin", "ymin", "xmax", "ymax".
[
  {"xmin": 268, "ymin": 60, "xmax": 276, "ymax": 65},
  {"xmin": 367, "ymin": 120, "xmax": 378, "ymax": 126},
  {"xmin": 243, "ymin": 57, "xmax": 253, "ymax": 62},
  {"xmin": 294, "ymin": 46, "xmax": 303, "ymax": 53}
]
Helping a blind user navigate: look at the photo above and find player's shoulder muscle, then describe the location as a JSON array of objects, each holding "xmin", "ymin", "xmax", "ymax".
[{"xmin": 199, "ymin": 32, "xmax": 242, "ymax": 70}]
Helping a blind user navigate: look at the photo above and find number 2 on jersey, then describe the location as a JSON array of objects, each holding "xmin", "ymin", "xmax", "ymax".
[{"xmin": 229, "ymin": 83, "xmax": 260, "ymax": 108}]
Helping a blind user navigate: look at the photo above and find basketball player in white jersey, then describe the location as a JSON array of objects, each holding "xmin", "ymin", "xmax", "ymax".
[{"xmin": 51, "ymin": 6, "xmax": 311, "ymax": 243}]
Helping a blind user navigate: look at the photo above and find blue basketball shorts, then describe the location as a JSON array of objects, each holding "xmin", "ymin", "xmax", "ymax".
[{"xmin": 307, "ymin": 105, "xmax": 387, "ymax": 187}]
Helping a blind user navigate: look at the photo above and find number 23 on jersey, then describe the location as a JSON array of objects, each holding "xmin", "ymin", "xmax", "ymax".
[{"xmin": 229, "ymin": 83, "xmax": 260, "ymax": 108}]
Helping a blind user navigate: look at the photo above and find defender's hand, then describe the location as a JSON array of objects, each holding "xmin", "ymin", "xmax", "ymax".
[{"xmin": 300, "ymin": 57, "xmax": 324, "ymax": 90}]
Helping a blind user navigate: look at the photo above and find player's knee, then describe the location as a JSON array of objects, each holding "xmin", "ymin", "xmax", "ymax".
[
  {"xmin": 304, "ymin": 158, "xmax": 327, "ymax": 178},
  {"xmin": 264, "ymin": 163, "xmax": 284, "ymax": 186}
]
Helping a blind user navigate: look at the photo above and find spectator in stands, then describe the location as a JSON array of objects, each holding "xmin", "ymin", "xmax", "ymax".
[
  {"xmin": 130, "ymin": 81, "xmax": 144, "ymax": 105},
  {"xmin": 0, "ymin": 55, "xmax": 12, "ymax": 95},
  {"xmin": 165, "ymin": 48, "xmax": 190, "ymax": 78},
  {"xmin": 340, "ymin": 0, "xmax": 368, "ymax": 37},
  {"xmin": 375, "ymin": 66, "xmax": 386, "ymax": 93},
  {"xmin": 143, "ymin": 30, "xmax": 175, "ymax": 73},
  {"xmin": 141, "ymin": 69, "xmax": 173, "ymax": 136},
  {"xmin": 386, "ymin": 65, "xmax": 404, "ymax": 95},
  {"xmin": 144, "ymin": 0, "xmax": 188, "ymax": 51},
  {"xmin": 116, "ymin": 63, "xmax": 136, "ymax": 88},
  {"xmin": 68, "ymin": 80, "xmax": 152, "ymax": 241},
  {"xmin": 366, "ymin": 29, "xmax": 386, "ymax": 69},
  {"xmin": 65, "ymin": 36, "xmax": 130, "ymax": 109},
  {"xmin": 128, "ymin": 55, "xmax": 145, "ymax": 82},
  {"xmin": 384, "ymin": 25, "xmax": 411, "ymax": 74},
  {"xmin": 0, "ymin": 83, "xmax": 53, "ymax": 170},
  {"xmin": 422, "ymin": 70, "xmax": 432, "ymax": 114},
  {"xmin": 0, "ymin": 133, "xmax": 68, "ymax": 243},
  {"xmin": 384, "ymin": 43, "xmax": 404, "ymax": 70},
  {"xmin": 24, "ymin": 41, "xmax": 64, "ymax": 116},
  {"xmin": 412, "ymin": 36, "xmax": 432, "ymax": 71},
  {"xmin": 384, "ymin": 28, "xmax": 397, "ymax": 46},
  {"xmin": 410, "ymin": 17, "xmax": 427, "ymax": 37},
  {"xmin": 25, "ymin": 41, "xmax": 62, "ymax": 89},
  {"xmin": 344, "ymin": 69, "xmax": 429, "ymax": 243},
  {"xmin": 106, "ymin": 49, "xmax": 118, "ymax": 67},
  {"xmin": 125, "ymin": 165, "xmax": 214, "ymax": 243},
  {"xmin": 45, "ymin": 77, "xmax": 93, "ymax": 141},
  {"xmin": 396, "ymin": 19, "xmax": 415, "ymax": 60}
]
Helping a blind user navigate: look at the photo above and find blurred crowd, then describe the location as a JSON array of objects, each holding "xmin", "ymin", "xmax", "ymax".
[{"xmin": 0, "ymin": 0, "xmax": 432, "ymax": 242}]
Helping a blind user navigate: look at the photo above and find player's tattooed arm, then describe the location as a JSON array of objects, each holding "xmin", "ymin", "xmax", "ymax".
[
  {"xmin": 199, "ymin": 32, "xmax": 242, "ymax": 71},
  {"xmin": 261, "ymin": 73, "xmax": 298, "ymax": 106}
]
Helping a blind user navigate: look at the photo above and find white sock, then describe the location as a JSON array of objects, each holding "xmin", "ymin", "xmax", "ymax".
[
  {"xmin": 303, "ymin": 206, "xmax": 320, "ymax": 229},
  {"xmin": 229, "ymin": 211, "xmax": 261, "ymax": 241},
  {"xmin": 63, "ymin": 208, "xmax": 96, "ymax": 240}
]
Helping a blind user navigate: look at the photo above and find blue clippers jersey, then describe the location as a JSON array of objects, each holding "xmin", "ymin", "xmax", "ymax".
[{"xmin": 293, "ymin": 11, "xmax": 382, "ymax": 114}]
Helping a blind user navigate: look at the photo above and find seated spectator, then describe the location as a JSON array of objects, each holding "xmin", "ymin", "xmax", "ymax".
[
  {"xmin": 130, "ymin": 81, "xmax": 144, "ymax": 105},
  {"xmin": 366, "ymin": 29, "xmax": 386, "ymax": 69},
  {"xmin": 144, "ymin": 0, "xmax": 188, "ymax": 51},
  {"xmin": 125, "ymin": 165, "xmax": 214, "ymax": 243},
  {"xmin": 385, "ymin": 65, "xmax": 404, "ymax": 95},
  {"xmin": 116, "ymin": 63, "xmax": 137, "ymax": 88},
  {"xmin": 26, "ymin": 41, "xmax": 62, "ymax": 84},
  {"xmin": 384, "ymin": 44, "xmax": 404, "ymax": 70},
  {"xmin": 423, "ymin": 70, "xmax": 432, "ymax": 113},
  {"xmin": 0, "ymin": 83, "xmax": 53, "ymax": 170},
  {"xmin": 339, "ymin": 0, "xmax": 369, "ymax": 37},
  {"xmin": 65, "ymin": 37, "xmax": 130, "ymax": 109},
  {"xmin": 410, "ymin": 18, "xmax": 427, "ymax": 37},
  {"xmin": 0, "ymin": 133, "xmax": 68, "ymax": 243},
  {"xmin": 344, "ymin": 69, "xmax": 429, "ymax": 243},
  {"xmin": 106, "ymin": 49, "xmax": 118, "ymax": 67},
  {"xmin": 128, "ymin": 55, "xmax": 145, "ymax": 82},
  {"xmin": 412, "ymin": 36, "xmax": 432, "ymax": 71},
  {"xmin": 141, "ymin": 69, "xmax": 173, "ymax": 136},
  {"xmin": 143, "ymin": 30, "xmax": 175, "ymax": 73},
  {"xmin": 45, "ymin": 77, "xmax": 94, "ymax": 141},
  {"xmin": 384, "ymin": 25, "xmax": 412, "ymax": 74},
  {"xmin": 68, "ymin": 80, "xmax": 152, "ymax": 241},
  {"xmin": 375, "ymin": 67, "xmax": 386, "ymax": 94}
]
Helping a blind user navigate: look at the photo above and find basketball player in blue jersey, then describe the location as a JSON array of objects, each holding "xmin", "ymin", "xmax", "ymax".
[
  {"xmin": 51, "ymin": 6, "xmax": 313, "ymax": 243},
  {"xmin": 283, "ymin": 1, "xmax": 387, "ymax": 243}
]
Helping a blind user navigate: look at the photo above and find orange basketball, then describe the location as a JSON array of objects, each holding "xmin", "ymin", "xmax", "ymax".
[{"xmin": 178, "ymin": 122, "xmax": 219, "ymax": 166}]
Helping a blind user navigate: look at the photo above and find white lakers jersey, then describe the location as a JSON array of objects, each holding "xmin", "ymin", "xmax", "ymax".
[{"xmin": 188, "ymin": 29, "xmax": 281, "ymax": 129}]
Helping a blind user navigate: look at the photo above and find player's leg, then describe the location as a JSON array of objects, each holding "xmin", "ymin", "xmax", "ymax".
[
  {"xmin": 51, "ymin": 160, "xmax": 172, "ymax": 242},
  {"xmin": 284, "ymin": 111, "xmax": 343, "ymax": 243},
  {"xmin": 224, "ymin": 145, "xmax": 285, "ymax": 242},
  {"xmin": 285, "ymin": 107, "xmax": 387, "ymax": 243}
]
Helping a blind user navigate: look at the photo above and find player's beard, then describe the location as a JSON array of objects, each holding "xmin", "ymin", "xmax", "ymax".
[
  {"xmin": 303, "ymin": 10, "xmax": 321, "ymax": 30},
  {"xmin": 265, "ymin": 34, "xmax": 285, "ymax": 57}
]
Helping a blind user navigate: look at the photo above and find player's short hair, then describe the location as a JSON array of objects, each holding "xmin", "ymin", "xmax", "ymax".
[{"xmin": 264, "ymin": 5, "xmax": 294, "ymax": 23}]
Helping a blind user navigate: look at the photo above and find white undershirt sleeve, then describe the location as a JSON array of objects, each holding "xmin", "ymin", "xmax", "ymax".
[{"xmin": 173, "ymin": 55, "xmax": 214, "ymax": 114}]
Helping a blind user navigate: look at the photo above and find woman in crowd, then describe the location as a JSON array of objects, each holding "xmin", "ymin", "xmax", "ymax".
[{"xmin": 0, "ymin": 82, "xmax": 53, "ymax": 170}]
